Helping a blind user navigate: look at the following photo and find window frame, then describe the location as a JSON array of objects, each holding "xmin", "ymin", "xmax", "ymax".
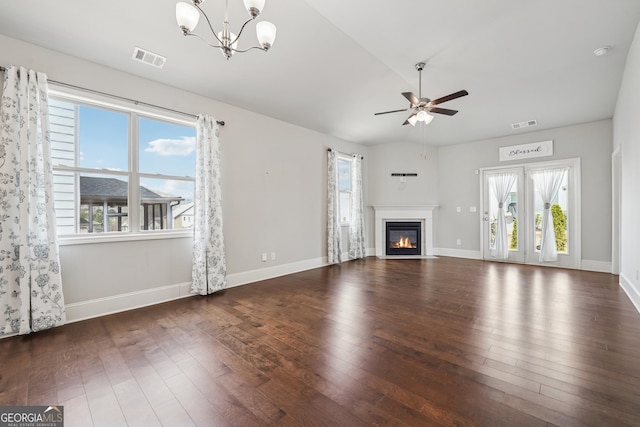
[
  {"xmin": 49, "ymin": 87, "xmax": 197, "ymax": 244},
  {"xmin": 337, "ymin": 155, "xmax": 353, "ymax": 226}
]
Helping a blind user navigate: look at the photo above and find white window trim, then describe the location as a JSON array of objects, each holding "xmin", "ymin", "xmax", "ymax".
[{"xmin": 50, "ymin": 88, "xmax": 196, "ymax": 243}]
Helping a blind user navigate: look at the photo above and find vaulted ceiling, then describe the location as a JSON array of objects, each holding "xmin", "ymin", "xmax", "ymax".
[{"xmin": 1, "ymin": 0, "xmax": 639, "ymax": 146}]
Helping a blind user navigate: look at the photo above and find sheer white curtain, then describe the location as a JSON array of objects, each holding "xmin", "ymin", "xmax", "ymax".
[
  {"xmin": 191, "ymin": 115, "xmax": 227, "ymax": 294},
  {"xmin": 489, "ymin": 172, "xmax": 517, "ymax": 259},
  {"xmin": 348, "ymin": 154, "xmax": 366, "ymax": 259},
  {"xmin": 531, "ymin": 168, "xmax": 567, "ymax": 262},
  {"xmin": 0, "ymin": 66, "xmax": 66, "ymax": 335},
  {"xmin": 327, "ymin": 149, "xmax": 343, "ymax": 264}
]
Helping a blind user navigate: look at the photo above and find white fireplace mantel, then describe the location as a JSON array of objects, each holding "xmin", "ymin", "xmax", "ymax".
[{"xmin": 372, "ymin": 205, "xmax": 438, "ymax": 258}]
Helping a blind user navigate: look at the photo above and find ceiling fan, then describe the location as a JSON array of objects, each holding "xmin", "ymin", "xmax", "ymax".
[{"xmin": 375, "ymin": 62, "xmax": 468, "ymax": 126}]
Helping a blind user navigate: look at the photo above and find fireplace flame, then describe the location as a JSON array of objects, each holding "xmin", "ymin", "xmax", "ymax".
[{"xmin": 392, "ymin": 236, "xmax": 416, "ymax": 249}]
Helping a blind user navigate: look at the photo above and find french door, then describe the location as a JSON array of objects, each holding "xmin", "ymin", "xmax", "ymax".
[{"xmin": 481, "ymin": 159, "xmax": 581, "ymax": 268}]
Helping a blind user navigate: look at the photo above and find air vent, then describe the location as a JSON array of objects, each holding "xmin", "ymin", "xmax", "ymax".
[
  {"xmin": 511, "ymin": 119, "xmax": 538, "ymax": 130},
  {"xmin": 132, "ymin": 47, "xmax": 166, "ymax": 69}
]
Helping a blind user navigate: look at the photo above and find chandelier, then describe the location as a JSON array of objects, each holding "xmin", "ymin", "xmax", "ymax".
[{"xmin": 176, "ymin": 0, "xmax": 276, "ymax": 60}]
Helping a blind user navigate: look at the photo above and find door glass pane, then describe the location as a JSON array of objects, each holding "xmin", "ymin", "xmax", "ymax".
[
  {"xmin": 507, "ymin": 189, "xmax": 518, "ymax": 250},
  {"xmin": 533, "ymin": 171, "xmax": 569, "ymax": 253},
  {"xmin": 488, "ymin": 176, "xmax": 518, "ymax": 251}
]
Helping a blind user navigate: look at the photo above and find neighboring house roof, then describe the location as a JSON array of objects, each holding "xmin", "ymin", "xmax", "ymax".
[
  {"xmin": 80, "ymin": 176, "xmax": 183, "ymax": 203},
  {"xmin": 172, "ymin": 202, "xmax": 194, "ymax": 218}
]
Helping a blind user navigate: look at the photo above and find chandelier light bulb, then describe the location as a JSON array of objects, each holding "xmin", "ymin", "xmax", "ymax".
[
  {"xmin": 256, "ymin": 21, "xmax": 276, "ymax": 49},
  {"xmin": 176, "ymin": 2, "xmax": 200, "ymax": 34},
  {"xmin": 408, "ymin": 114, "xmax": 418, "ymax": 126},
  {"xmin": 243, "ymin": 0, "xmax": 265, "ymax": 17}
]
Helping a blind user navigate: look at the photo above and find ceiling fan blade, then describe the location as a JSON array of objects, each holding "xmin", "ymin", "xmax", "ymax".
[
  {"xmin": 402, "ymin": 92, "xmax": 419, "ymax": 106},
  {"xmin": 430, "ymin": 90, "xmax": 469, "ymax": 105},
  {"xmin": 374, "ymin": 108, "xmax": 409, "ymax": 116},
  {"xmin": 429, "ymin": 107, "xmax": 458, "ymax": 116}
]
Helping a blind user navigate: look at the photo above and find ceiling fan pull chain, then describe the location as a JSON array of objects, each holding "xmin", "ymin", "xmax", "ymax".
[{"xmin": 418, "ymin": 62, "xmax": 423, "ymax": 99}]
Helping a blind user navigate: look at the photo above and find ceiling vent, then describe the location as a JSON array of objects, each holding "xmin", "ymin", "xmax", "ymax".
[
  {"xmin": 511, "ymin": 119, "xmax": 538, "ymax": 130},
  {"xmin": 132, "ymin": 47, "xmax": 166, "ymax": 69}
]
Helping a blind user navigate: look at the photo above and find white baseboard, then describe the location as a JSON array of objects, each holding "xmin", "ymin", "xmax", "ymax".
[
  {"xmin": 65, "ymin": 257, "xmax": 331, "ymax": 323},
  {"xmin": 581, "ymin": 259, "xmax": 612, "ymax": 273},
  {"xmin": 620, "ymin": 272, "xmax": 640, "ymax": 315},
  {"xmin": 434, "ymin": 247, "xmax": 482, "ymax": 259},
  {"xmin": 47, "ymin": 253, "xmax": 630, "ymax": 327},
  {"xmin": 65, "ymin": 282, "xmax": 193, "ymax": 323},
  {"xmin": 433, "ymin": 249, "xmax": 613, "ymax": 274},
  {"xmin": 226, "ymin": 257, "xmax": 327, "ymax": 288}
]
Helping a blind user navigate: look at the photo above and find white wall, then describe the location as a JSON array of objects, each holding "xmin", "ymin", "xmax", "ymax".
[
  {"xmin": 613, "ymin": 20, "xmax": 640, "ymax": 310},
  {"xmin": 365, "ymin": 121, "xmax": 613, "ymax": 265},
  {"xmin": 366, "ymin": 142, "xmax": 439, "ymax": 247},
  {"xmin": 436, "ymin": 120, "xmax": 613, "ymax": 265},
  {"xmin": 367, "ymin": 142, "xmax": 439, "ymax": 206},
  {"xmin": 0, "ymin": 34, "xmax": 367, "ymax": 316}
]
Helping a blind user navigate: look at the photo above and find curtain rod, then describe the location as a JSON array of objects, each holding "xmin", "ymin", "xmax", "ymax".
[
  {"xmin": 0, "ymin": 65, "xmax": 225, "ymax": 126},
  {"xmin": 327, "ymin": 148, "xmax": 364, "ymax": 159}
]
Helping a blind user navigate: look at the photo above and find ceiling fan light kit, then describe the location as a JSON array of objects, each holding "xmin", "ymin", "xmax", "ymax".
[
  {"xmin": 593, "ymin": 46, "xmax": 610, "ymax": 56},
  {"xmin": 175, "ymin": 0, "xmax": 276, "ymax": 60},
  {"xmin": 375, "ymin": 62, "xmax": 468, "ymax": 126}
]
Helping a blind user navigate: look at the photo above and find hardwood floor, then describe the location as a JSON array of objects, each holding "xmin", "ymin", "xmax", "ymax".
[{"xmin": 1, "ymin": 257, "xmax": 640, "ymax": 426}]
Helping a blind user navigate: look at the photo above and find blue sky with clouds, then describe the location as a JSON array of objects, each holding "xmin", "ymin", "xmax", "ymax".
[{"xmin": 79, "ymin": 106, "xmax": 196, "ymax": 200}]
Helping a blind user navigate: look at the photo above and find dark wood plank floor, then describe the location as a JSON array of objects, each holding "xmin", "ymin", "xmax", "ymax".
[{"xmin": 2, "ymin": 257, "xmax": 640, "ymax": 426}]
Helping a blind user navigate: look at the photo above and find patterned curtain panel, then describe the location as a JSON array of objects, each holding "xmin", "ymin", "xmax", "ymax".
[
  {"xmin": 488, "ymin": 172, "xmax": 517, "ymax": 260},
  {"xmin": 531, "ymin": 168, "xmax": 567, "ymax": 262},
  {"xmin": 191, "ymin": 115, "xmax": 227, "ymax": 295},
  {"xmin": 327, "ymin": 149, "xmax": 342, "ymax": 264},
  {"xmin": 348, "ymin": 154, "xmax": 366, "ymax": 259},
  {"xmin": 0, "ymin": 66, "xmax": 66, "ymax": 335}
]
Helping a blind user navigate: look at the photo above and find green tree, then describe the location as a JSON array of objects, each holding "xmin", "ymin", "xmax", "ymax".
[
  {"xmin": 510, "ymin": 217, "xmax": 518, "ymax": 249},
  {"xmin": 551, "ymin": 204, "xmax": 567, "ymax": 252}
]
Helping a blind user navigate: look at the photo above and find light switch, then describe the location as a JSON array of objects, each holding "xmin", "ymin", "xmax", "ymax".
[
  {"xmin": 456, "ymin": 206, "xmax": 461, "ymax": 213},
  {"xmin": 470, "ymin": 206, "xmax": 477, "ymax": 212}
]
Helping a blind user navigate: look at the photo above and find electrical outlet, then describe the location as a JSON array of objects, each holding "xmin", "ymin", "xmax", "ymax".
[
  {"xmin": 456, "ymin": 239, "xmax": 462, "ymax": 246},
  {"xmin": 261, "ymin": 253, "xmax": 267, "ymax": 262},
  {"xmin": 470, "ymin": 206, "xmax": 477, "ymax": 212},
  {"xmin": 456, "ymin": 206, "xmax": 461, "ymax": 213},
  {"xmin": 271, "ymin": 252, "xmax": 276, "ymax": 261}
]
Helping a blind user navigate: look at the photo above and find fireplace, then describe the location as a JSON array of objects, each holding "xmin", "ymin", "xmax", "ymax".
[
  {"xmin": 372, "ymin": 205, "xmax": 437, "ymax": 258},
  {"xmin": 386, "ymin": 222, "xmax": 422, "ymax": 256}
]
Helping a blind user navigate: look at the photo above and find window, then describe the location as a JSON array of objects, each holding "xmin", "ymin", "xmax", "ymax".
[
  {"xmin": 49, "ymin": 95, "xmax": 196, "ymax": 236},
  {"xmin": 337, "ymin": 156, "xmax": 352, "ymax": 224}
]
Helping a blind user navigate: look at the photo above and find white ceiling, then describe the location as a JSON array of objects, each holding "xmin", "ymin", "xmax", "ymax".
[{"xmin": 1, "ymin": 0, "xmax": 639, "ymax": 146}]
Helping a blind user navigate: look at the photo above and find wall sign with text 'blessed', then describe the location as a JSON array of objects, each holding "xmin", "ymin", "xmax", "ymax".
[{"xmin": 499, "ymin": 140, "xmax": 553, "ymax": 162}]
